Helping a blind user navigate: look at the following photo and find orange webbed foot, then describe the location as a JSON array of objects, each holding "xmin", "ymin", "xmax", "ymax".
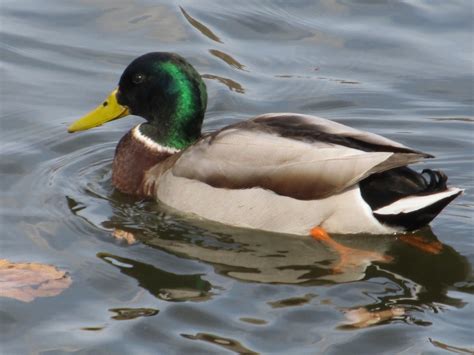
[{"xmin": 310, "ymin": 227, "xmax": 392, "ymax": 274}]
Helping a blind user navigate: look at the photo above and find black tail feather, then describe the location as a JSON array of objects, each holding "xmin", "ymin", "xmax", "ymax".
[
  {"xmin": 360, "ymin": 166, "xmax": 460, "ymax": 231},
  {"xmin": 360, "ymin": 167, "xmax": 449, "ymax": 211},
  {"xmin": 421, "ymin": 169, "xmax": 447, "ymax": 192}
]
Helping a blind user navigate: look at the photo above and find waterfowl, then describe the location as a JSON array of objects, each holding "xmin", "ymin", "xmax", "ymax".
[{"xmin": 68, "ymin": 52, "xmax": 462, "ymax": 238}]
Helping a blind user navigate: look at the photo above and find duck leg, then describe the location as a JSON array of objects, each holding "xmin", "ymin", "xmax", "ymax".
[{"xmin": 310, "ymin": 227, "xmax": 392, "ymax": 273}]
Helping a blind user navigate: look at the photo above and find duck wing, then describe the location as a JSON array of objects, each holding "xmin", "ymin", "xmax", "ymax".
[{"xmin": 171, "ymin": 113, "xmax": 432, "ymax": 200}]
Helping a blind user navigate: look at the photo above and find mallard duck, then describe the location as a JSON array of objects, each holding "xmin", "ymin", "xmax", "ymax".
[{"xmin": 68, "ymin": 52, "xmax": 462, "ymax": 238}]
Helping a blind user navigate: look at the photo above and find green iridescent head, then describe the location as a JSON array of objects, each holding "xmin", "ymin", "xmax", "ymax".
[
  {"xmin": 68, "ymin": 52, "xmax": 207, "ymax": 150},
  {"xmin": 117, "ymin": 53, "xmax": 207, "ymax": 149}
]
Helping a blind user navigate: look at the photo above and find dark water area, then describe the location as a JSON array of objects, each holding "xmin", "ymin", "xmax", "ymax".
[{"xmin": 1, "ymin": 0, "xmax": 473, "ymax": 353}]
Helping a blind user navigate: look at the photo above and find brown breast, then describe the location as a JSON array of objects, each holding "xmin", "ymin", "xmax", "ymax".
[{"xmin": 111, "ymin": 131, "xmax": 176, "ymax": 197}]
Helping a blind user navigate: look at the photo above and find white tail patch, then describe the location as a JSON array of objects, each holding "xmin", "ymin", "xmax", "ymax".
[{"xmin": 374, "ymin": 187, "xmax": 463, "ymax": 215}]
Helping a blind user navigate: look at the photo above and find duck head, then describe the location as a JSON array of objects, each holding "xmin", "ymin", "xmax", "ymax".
[{"xmin": 68, "ymin": 52, "xmax": 207, "ymax": 150}]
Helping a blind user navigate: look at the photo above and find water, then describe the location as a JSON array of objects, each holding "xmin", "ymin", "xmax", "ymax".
[{"xmin": 1, "ymin": 0, "xmax": 473, "ymax": 353}]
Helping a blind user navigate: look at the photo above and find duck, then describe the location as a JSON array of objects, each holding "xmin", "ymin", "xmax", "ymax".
[{"xmin": 68, "ymin": 52, "xmax": 462, "ymax": 241}]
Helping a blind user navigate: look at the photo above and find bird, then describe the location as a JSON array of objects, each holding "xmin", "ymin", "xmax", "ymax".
[{"xmin": 68, "ymin": 52, "xmax": 462, "ymax": 256}]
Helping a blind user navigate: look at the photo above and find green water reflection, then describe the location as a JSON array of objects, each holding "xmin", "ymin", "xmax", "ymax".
[{"xmin": 98, "ymin": 252, "xmax": 212, "ymax": 302}]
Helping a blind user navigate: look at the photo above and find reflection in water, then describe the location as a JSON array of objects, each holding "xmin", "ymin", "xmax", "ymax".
[
  {"xmin": 69, "ymin": 190, "xmax": 471, "ymax": 329},
  {"xmin": 340, "ymin": 307, "xmax": 406, "ymax": 329},
  {"xmin": 301, "ymin": 30, "xmax": 345, "ymax": 48},
  {"xmin": 429, "ymin": 338, "xmax": 474, "ymax": 354},
  {"xmin": 274, "ymin": 74, "xmax": 360, "ymax": 86},
  {"xmin": 66, "ymin": 195, "xmax": 87, "ymax": 215},
  {"xmin": 239, "ymin": 317, "xmax": 267, "ymax": 325},
  {"xmin": 179, "ymin": 6, "xmax": 222, "ymax": 43},
  {"xmin": 163, "ymin": 224, "xmax": 469, "ymax": 328},
  {"xmin": 97, "ymin": 253, "xmax": 212, "ymax": 302},
  {"xmin": 80, "ymin": 326, "xmax": 105, "ymax": 332},
  {"xmin": 82, "ymin": 0, "xmax": 187, "ymax": 41},
  {"xmin": 112, "ymin": 228, "xmax": 138, "ymax": 244},
  {"xmin": 209, "ymin": 49, "xmax": 247, "ymax": 71},
  {"xmin": 3, "ymin": 0, "xmax": 473, "ymax": 351},
  {"xmin": 109, "ymin": 307, "xmax": 158, "ymax": 321},
  {"xmin": 275, "ymin": 74, "xmax": 311, "ymax": 79},
  {"xmin": 268, "ymin": 293, "xmax": 317, "ymax": 308},
  {"xmin": 143, "ymin": 220, "xmax": 469, "ymax": 290},
  {"xmin": 181, "ymin": 332, "xmax": 258, "ymax": 355},
  {"xmin": 202, "ymin": 74, "xmax": 245, "ymax": 94}
]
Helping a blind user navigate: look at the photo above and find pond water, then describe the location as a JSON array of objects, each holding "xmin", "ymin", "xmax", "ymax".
[{"xmin": 1, "ymin": 0, "xmax": 473, "ymax": 353}]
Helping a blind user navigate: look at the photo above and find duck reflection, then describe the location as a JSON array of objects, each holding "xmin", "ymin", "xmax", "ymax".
[
  {"xmin": 67, "ymin": 195, "xmax": 471, "ymax": 327},
  {"xmin": 97, "ymin": 252, "xmax": 212, "ymax": 302},
  {"xmin": 142, "ymin": 221, "xmax": 470, "ymax": 327},
  {"xmin": 144, "ymin": 221, "xmax": 469, "ymax": 289}
]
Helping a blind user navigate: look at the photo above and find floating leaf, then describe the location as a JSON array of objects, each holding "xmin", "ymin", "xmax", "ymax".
[{"xmin": 0, "ymin": 259, "xmax": 72, "ymax": 302}]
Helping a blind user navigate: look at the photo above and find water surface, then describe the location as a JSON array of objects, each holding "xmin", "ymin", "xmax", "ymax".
[{"xmin": 1, "ymin": 0, "xmax": 473, "ymax": 353}]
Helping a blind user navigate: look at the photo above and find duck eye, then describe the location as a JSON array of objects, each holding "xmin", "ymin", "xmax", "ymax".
[{"xmin": 132, "ymin": 73, "xmax": 146, "ymax": 84}]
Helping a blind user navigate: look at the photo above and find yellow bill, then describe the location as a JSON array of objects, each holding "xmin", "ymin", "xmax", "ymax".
[{"xmin": 68, "ymin": 88, "xmax": 130, "ymax": 133}]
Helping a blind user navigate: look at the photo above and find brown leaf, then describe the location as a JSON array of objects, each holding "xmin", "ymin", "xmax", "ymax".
[{"xmin": 0, "ymin": 259, "xmax": 72, "ymax": 302}]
